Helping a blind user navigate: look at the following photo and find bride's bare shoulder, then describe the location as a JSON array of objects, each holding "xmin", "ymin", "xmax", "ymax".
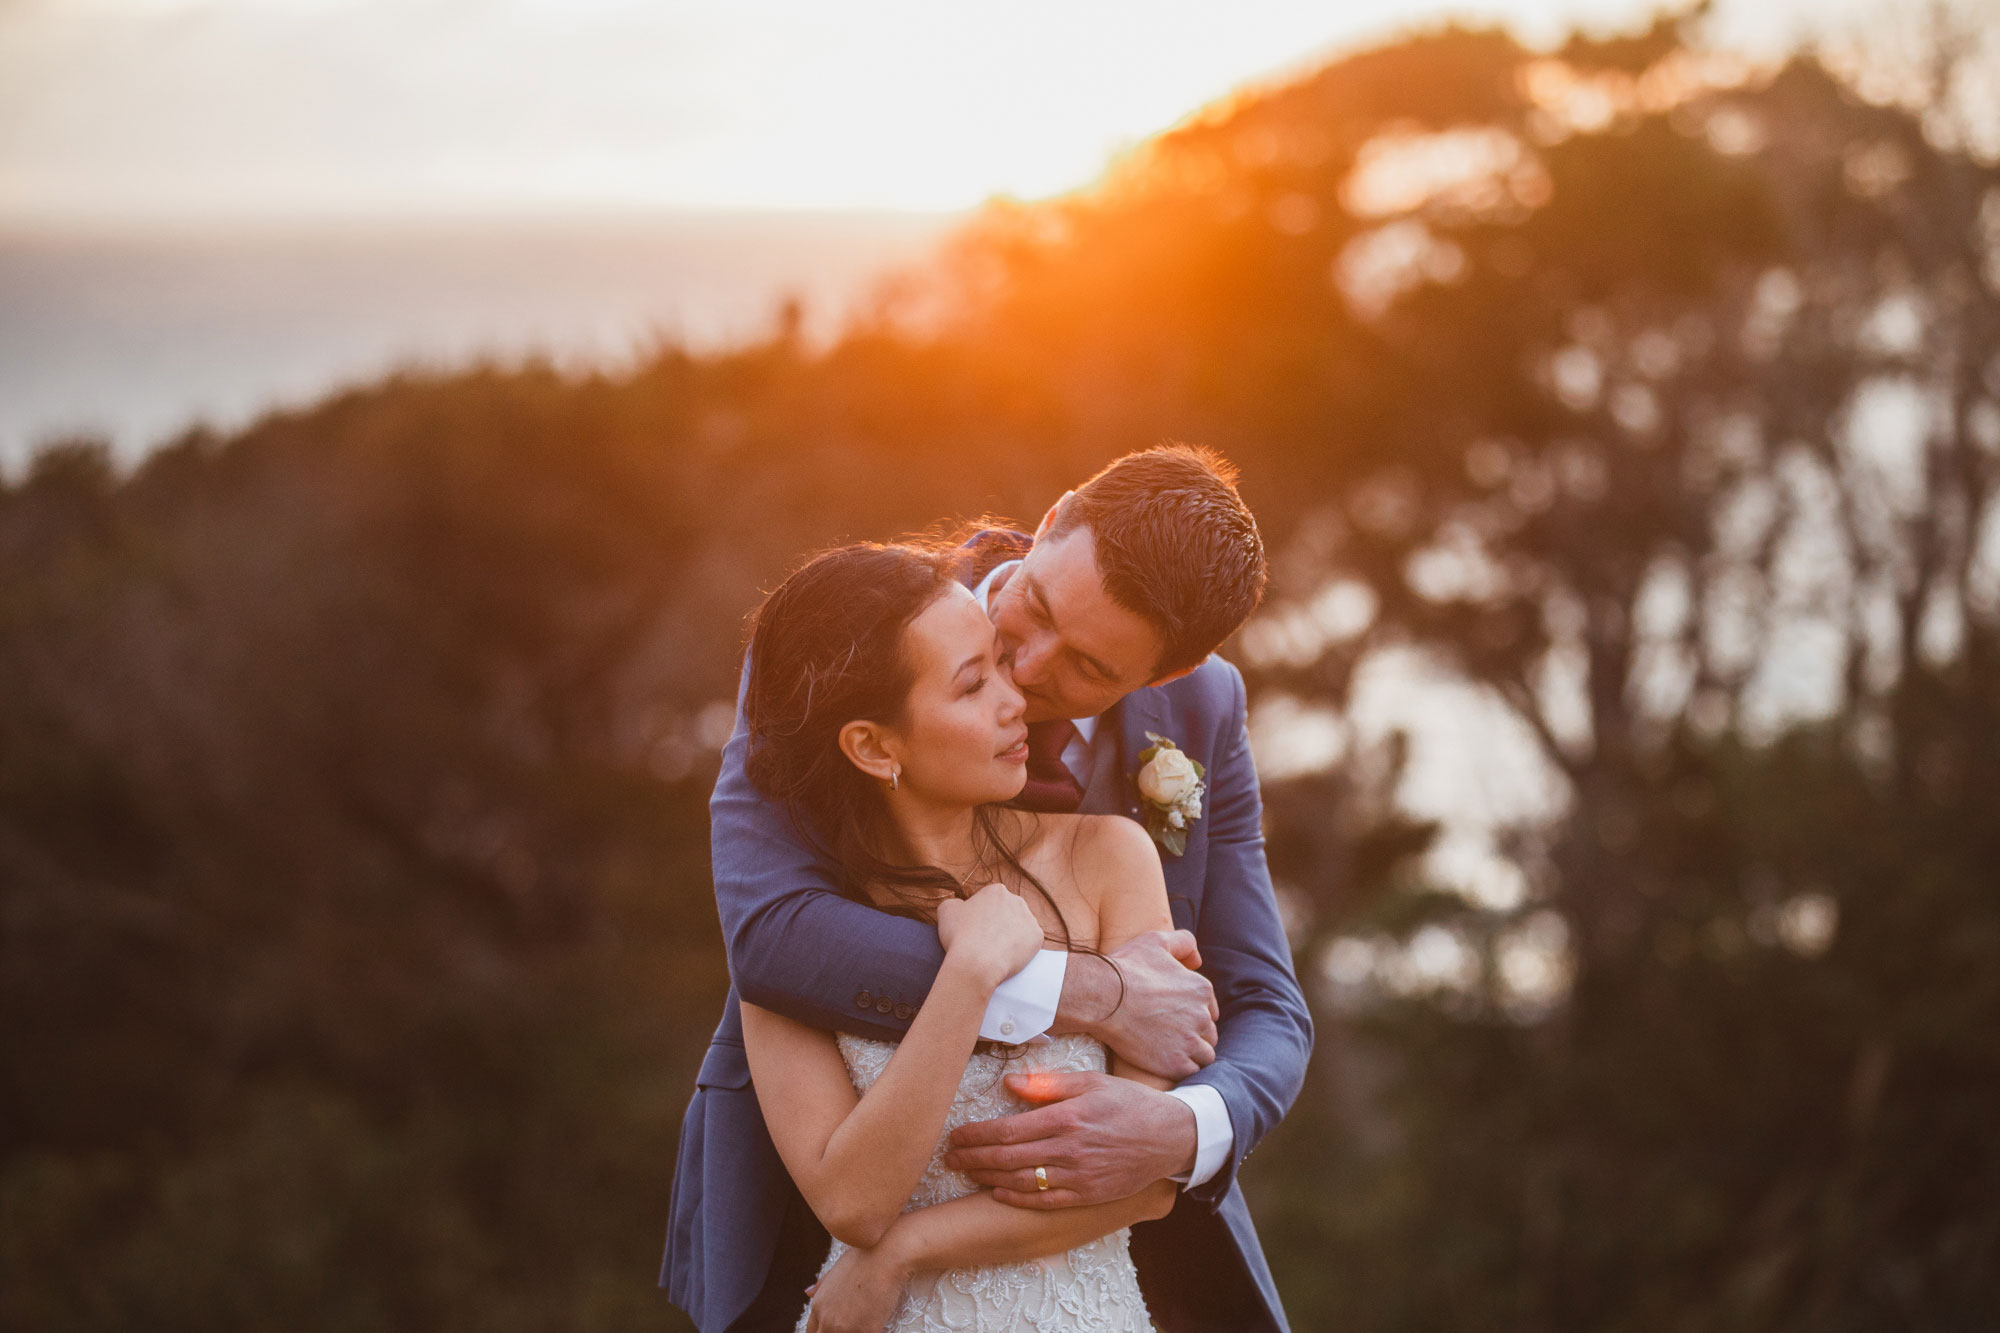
[
  {"xmin": 1039, "ymin": 813, "xmax": 1160, "ymax": 893},
  {"xmin": 1075, "ymin": 811, "xmax": 1150, "ymax": 853}
]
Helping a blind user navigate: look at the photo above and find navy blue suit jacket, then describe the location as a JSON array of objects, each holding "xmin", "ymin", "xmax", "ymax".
[{"xmin": 663, "ymin": 532, "xmax": 1313, "ymax": 1332}]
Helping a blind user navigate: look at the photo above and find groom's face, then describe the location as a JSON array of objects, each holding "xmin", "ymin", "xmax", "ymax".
[{"xmin": 988, "ymin": 525, "xmax": 1167, "ymax": 724}]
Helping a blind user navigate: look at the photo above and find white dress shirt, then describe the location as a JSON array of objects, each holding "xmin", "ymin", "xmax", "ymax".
[{"xmin": 968, "ymin": 557, "xmax": 1234, "ymax": 1190}]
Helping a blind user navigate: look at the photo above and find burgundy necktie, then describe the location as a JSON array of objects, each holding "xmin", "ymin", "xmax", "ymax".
[{"xmin": 1015, "ymin": 718, "xmax": 1085, "ymax": 813}]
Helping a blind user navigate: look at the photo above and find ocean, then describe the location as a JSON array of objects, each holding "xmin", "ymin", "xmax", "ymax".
[{"xmin": 0, "ymin": 211, "xmax": 958, "ymax": 475}]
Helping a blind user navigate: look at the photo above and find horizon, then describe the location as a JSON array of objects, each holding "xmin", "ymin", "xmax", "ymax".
[{"xmin": 0, "ymin": 210, "xmax": 962, "ymax": 472}]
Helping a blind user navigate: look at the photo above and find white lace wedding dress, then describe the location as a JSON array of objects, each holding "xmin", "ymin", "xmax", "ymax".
[{"xmin": 794, "ymin": 1031, "xmax": 1154, "ymax": 1333}]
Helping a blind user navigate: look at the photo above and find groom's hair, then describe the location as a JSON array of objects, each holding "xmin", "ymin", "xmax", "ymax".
[{"xmin": 1048, "ymin": 443, "xmax": 1267, "ymax": 677}]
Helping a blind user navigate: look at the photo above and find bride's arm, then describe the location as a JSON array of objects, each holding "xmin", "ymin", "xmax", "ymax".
[
  {"xmin": 1083, "ymin": 815, "xmax": 1180, "ymax": 1092},
  {"xmin": 869, "ymin": 1177, "xmax": 1175, "ymax": 1274},
  {"xmin": 802, "ymin": 826, "xmax": 1183, "ymax": 1330},
  {"xmin": 823, "ymin": 818, "xmax": 1183, "ymax": 1278},
  {"xmin": 742, "ymin": 883, "xmax": 1043, "ymax": 1250},
  {"xmin": 798, "ymin": 1180, "xmax": 1173, "ymax": 1333}
]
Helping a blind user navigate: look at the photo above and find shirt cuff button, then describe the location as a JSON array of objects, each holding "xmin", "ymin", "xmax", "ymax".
[{"xmin": 999, "ymin": 1020, "xmax": 1015, "ymax": 1036}]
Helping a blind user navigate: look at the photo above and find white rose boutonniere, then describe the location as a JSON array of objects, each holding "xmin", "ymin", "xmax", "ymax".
[{"xmin": 1134, "ymin": 732, "xmax": 1206, "ymax": 857}]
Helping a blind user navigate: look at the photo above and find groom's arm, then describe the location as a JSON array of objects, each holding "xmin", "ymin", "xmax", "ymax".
[
  {"xmin": 1169, "ymin": 660, "xmax": 1314, "ymax": 1205},
  {"xmin": 945, "ymin": 660, "xmax": 1314, "ymax": 1209},
  {"xmin": 713, "ymin": 658, "xmax": 1060, "ymax": 1042}
]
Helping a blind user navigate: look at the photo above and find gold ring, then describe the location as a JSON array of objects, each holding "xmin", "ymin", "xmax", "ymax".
[{"xmin": 1034, "ymin": 1166, "xmax": 1049, "ymax": 1191}]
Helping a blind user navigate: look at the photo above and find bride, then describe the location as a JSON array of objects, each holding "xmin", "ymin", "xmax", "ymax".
[{"xmin": 735, "ymin": 540, "xmax": 1176, "ymax": 1333}]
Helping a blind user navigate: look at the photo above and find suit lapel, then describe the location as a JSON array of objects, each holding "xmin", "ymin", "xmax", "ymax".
[{"xmin": 1081, "ymin": 685, "xmax": 1200, "ymax": 925}]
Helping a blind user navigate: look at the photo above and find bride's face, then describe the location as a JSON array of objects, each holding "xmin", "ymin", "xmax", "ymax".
[{"xmin": 876, "ymin": 585, "xmax": 1029, "ymax": 807}]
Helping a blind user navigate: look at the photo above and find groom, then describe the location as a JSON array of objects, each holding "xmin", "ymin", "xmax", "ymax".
[{"xmin": 663, "ymin": 445, "xmax": 1312, "ymax": 1332}]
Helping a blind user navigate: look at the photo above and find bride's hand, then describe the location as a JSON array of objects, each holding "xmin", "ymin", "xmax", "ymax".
[
  {"xmin": 804, "ymin": 1244, "xmax": 907, "ymax": 1333},
  {"xmin": 936, "ymin": 882, "xmax": 1044, "ymax": 988}
]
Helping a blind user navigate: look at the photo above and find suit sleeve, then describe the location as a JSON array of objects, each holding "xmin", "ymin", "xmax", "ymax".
[
  {"xmin": 710, "ymin": 655, "xmax": 943, "ymax": 1040},
  {"xmin": 1176, "ymin": 659, "xmax": 1315, "ymax": 1207}
]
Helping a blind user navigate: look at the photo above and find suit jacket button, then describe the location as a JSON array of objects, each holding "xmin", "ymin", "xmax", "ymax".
[
  {"xmin": 855, "ymin": 991, "xmax": 874, "ymax": 1010},
  {"xmin": 894, "ymin": 1003, "xmax": 914, "ymax": 1020},
  {"xmin": 875, "ymin": 997, "xmax": 894, "ymax": 1015}
]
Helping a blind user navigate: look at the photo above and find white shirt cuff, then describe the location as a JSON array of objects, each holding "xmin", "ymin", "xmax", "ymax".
[
  {"xmin": 977, "ymin": 949, "xmax": 1067, "ymax": 1043},
  {"xmin": 1163, "ymin": 1084, "xmax": 1233, "ymax": 1190}
]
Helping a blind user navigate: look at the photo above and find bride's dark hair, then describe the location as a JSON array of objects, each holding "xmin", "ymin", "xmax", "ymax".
[{"xmin": 744, "ymin": 541, "xmax": 1072, "ymax": 939}]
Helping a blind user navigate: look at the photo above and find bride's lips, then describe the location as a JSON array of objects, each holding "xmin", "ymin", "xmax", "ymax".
[{"xmin": 997, "ymin": 732, "xmax": 1029, "ymax": 764}]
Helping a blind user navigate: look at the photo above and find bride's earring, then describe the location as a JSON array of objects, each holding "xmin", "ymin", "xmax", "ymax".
[{"xmin": 889, "ymin": 767, "xmax": 899, "ymax": 792}]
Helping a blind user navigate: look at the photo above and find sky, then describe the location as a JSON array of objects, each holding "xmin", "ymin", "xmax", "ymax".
[{"xmin": 0, "ymin": 0, "xmax": 1874, "ymax": 225}]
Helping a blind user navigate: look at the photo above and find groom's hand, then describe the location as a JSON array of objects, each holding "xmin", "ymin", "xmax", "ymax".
[
  {"xmin": 1059, "ymin": 929, "xmax": 1218, "ymax": 1079},
  {"xmin": 941, "ymin": 1072, "xmax": 1196, "ymax": 1208}
]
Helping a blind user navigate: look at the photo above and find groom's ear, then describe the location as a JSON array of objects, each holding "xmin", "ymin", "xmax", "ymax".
[
  {"xmin": 1033, "ymin": 491, "xmax": 1075, "ymax": 540},
  {"xmin": 837, "ymin": 720, "xmax": 899, "ymax": 784}
]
